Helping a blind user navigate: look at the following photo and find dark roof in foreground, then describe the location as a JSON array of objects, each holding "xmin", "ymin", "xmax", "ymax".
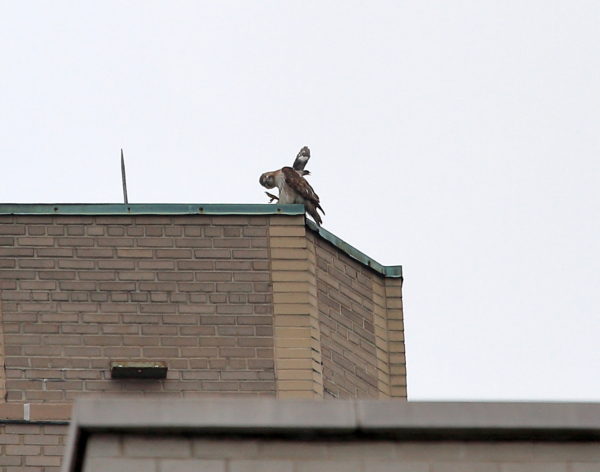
[
  {"xmin": 62, "ymin": 398, "xmax": 600, "ymax": 472},
  {"xmin": 0, "ymin": 203, "xmax": 402, "ymax": 278}
]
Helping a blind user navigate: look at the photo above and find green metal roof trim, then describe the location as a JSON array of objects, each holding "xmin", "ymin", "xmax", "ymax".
[
  {"xmin": 0, "ymin": 203, "xmax": 305, "ymax": 216},
  {"xmin": 0, "ymin": 203, "xmax": 402, "ymax": 278},
  {"xmin": 306, "ymin": 220, "xmax": 402, "ymax": 278}
]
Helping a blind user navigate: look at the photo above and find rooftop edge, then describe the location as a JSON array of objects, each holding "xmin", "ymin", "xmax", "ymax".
[
  {"xmin": 0, "ymin": 203, "xmax": 304, "ymax": 216},
  {"xmin": 0, "ymin": 203, "xmax": 402, "ymax": 278}
]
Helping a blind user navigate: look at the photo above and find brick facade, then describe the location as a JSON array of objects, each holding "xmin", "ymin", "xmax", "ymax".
[
  {"xmin": 0, "ymin": 206, "xmax": 405, "ymax": 470},
  {"xmin": 0, "ymin": 214, "xmax": 276, "ymax": 402},
  {"xmin": 0, "ymin": 423, "xmax": 67, "ymax": 470},
  {"xmin": 312, "ymin": 233, "xmax": 405, "ymax": 399}
]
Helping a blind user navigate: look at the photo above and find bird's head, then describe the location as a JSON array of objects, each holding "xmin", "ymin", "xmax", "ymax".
[{"xmin": 259, "ymin": 172, "xmax": 276, "ymax": 189}]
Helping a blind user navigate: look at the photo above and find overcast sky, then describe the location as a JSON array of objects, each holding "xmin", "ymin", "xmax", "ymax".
[{"xmin": 1, "ymin": 1, "xmax": 599, "ymax": 401}]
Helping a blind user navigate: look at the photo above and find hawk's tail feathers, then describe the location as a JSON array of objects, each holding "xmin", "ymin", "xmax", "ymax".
[{"xmin": 306, "ymin": 202, "xmax": 323, "ymax": 226}]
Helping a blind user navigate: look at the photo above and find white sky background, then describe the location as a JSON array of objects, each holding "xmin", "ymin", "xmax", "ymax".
[{"xmin": 1, "ymin": 1, "xmax": 599, "ymax": 401}]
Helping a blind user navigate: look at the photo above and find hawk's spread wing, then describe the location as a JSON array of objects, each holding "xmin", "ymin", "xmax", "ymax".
[
  {"xmin": 292, "ymin": 146, "xmax": 310, "ymax": 173},
  {"xmin": 282, "ymin": 166, "xmax": 324, "ymax": 225}
]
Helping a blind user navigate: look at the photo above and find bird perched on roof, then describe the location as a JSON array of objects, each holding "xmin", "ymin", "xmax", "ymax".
[{"xmin": 259, "ymin": 146, "xmax": 325, "ymax": 226}]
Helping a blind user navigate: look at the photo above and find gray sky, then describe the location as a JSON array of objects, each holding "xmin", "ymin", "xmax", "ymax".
[{"xmin": 1, "ymin": 1, "xmax": 599, "ymax": 401}]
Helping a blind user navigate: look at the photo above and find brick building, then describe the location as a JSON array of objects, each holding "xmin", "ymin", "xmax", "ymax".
[
  {"xmin": 0, "ymin": 203, "xmax": 405, "ymax": 470},
  {"xmin": 6, "ymin": 203, "xmax": 598, "ymax": 472}
]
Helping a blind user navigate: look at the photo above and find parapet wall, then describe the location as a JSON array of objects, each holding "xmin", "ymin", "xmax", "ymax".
[
  {"xmin": 0, "ymin": 203, "xmax": 405, "ymax": 468},
  {"xmin": 0, "ymin": 204, "xmax": 404, "ymax": 404},
  {"xmin": 0, "ymin": 205, "xmax": 406, "ymax": 472},
  {"xmin": 313, "ymin": 233, "xmax": 405, "ymax": 399}
]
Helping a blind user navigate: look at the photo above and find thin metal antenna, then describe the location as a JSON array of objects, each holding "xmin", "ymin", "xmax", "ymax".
[{"xmin": 121, "ymin": 149, "xmax": 129, "ymax": 204}]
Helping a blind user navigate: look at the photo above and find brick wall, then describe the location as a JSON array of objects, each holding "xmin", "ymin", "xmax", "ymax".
[
  {"xmin": 0, "ymin": 423, "xmax": 68, "ymax": 471},
  {"xmin": 269, "ymin": 217, "xmax": 324, "ymax": 399},
  {"xmin": 0, "ymin": 210, "xmax": 406, "ymax": 470},
  {"xmin": 81, "ymin": 434, "xmax": 600, "ymax": 472},
  {"xmin": 0, "ymin": 215, "xmax": 276, "ymax": 401},
  {"xmin": 312, "ymin": 234, "xmax": 406, "ymax": 399}
]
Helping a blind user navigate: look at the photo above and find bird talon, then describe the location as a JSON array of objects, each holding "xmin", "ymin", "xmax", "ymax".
[{"xmin": 265, "ymin": 192, "xmax": 279, "ymax": 203}]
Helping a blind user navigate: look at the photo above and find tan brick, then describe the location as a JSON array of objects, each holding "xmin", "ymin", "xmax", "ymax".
[
  {"xmin": 273, "ymin": 282, "xmax": 312, "ymax": 293},
  {"xmin": 387, "ymin": 298, "xmax": 403, "ymax": 309},
  {"xmin": 390, "ymin": 386, "xmax": 407, "ymax": 396},
  {"xmin": 0, "ymin": 457, "xmax": 23, "ymax": 468},
  {"xmin": 232, "ymin": 249, "xmax": 268, "ymax": 259},
  {"xmin": 214, "ymin": 238, "xmax": 251, "ymax": 248},
  {"xmin": 276, "ymin": 370, "xmax": 315, "ymax": 380},
  {"xmin": 0, "ymin": 224, "xmax": 25, "ymax": 235},
  {"xmin": 216, "ymin": 282, "xmax": 252, "ymax": 292},
  {"xmin": 219, "ymin": 347, "xmax": 256, "ymax": 358},
  {"xmin": 275, "ymin": 359, "xmax": 314, "ymax": 370},
  {"xmin": 274, "ymin": 327, "xmax": 311, "ymax": 338},
  {"xmin": 116, "ymin": 248, "xmax": 153, "ymax": 258},
  {"xmin": 269, "ymin": 215, "xmax": 304, "ymax": 225},
  {"xmin": 270, "ymin": 248, "xmax": 307, "ymax": 260},
  {"xmin": 388, "ymin": 320, "xmax": 404, "ymax": 330},
  {"xmin": 5, "ymin": 424, "xmax": 41, "ymax": 434},
  {"xmin": 273, "ymin": 304, "xmax": 312, "ymax": 315},
  {"xmin": 25, "ymin": 455, "xmax": 62, "ymax": 466},
  {"xmin": 18, "ymin": 258, "xmax": 55, "ymax": 268},
  {"xmin": 271, "ymin": 260, "xmax": 309, "ymax": 271},
  {"xmin": 66, "ymin": 225, "xmax": 85, "ymax": 235},
  {"xmin": 274, "ymin": 348, "xmax": 313, "ymax": 360},
  {"xmin": 28, "ymin": 404, "xmax": 71, "ymax": 423},
  {"xmin": 5, "ymin": 444, "xmax": 41, "ymax": 455},
  {"xmin": 0, "ymin": 269, "xmax": 36, "ymax": 279},
  {"xmin": 269, "ymin": 226, "xmax": 306, "ymax": 237},
  {"xmin": 0, "ymin": 433, "xmax": 20, "ymax": 445},
  {"xmin": 0, "ymin": 403, "xmax": 23, "ymax": 420},
  {"xmin": 273, "ymin": 293, "xmax": 311, "ymax": 305},
  {"xmin": 270, "ymin": 237, "xmax": 307, "ymax": 248},
  {"xmin": 17, "ymin": 237, "xmax": 55, "ymax": 246},
  {"xmin": 273, "ymin": 315, "xmax": 311, "ymax": 327},
  {"xmin": 57, "ymin": 237, "xmax": 95, "ymax": 247},
  {"xmin": 39, "ymin": 270, "xmax": 76, "ymax": 280},
  {"xmin": 178, "ymin": 283, "xmax": 214, "ymax": 292},
  {"xmin": 384, "ymin": 285, "xmax": 402, "ymax": 298},
  {"xmin": 276, "ymin": 337, "xmax": 316, "ymax": 349},
  {"xmin": 156, "ymin": 249, "xmax": 193, "ymax": 258},
  {"xmin": 43, "ymin": 424, "xmax": 69, "ymax": 434},
  {"xmin": 44, "ymin": 444, "xmax": 66, "ymax": 456},
  {"xmin": 276, "ymin": 271, "xmax": 313, "ymax": 282}
]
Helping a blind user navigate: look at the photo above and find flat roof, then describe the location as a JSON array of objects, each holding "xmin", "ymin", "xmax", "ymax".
[
  {"xmin": 62, "ymin": 398, "xmax": 600, "ymax": 472},
  {"xmin": 0, "ymin": 203, "xmax": 402, "ymax": 278},
  {"xmin": 66, "ymin": 398, "xmax": 600, "ymax": 438}
]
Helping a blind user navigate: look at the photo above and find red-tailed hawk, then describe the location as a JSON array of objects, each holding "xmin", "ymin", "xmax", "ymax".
[{"xmin": 259, "ymin": 146, "xmax": 325, "ymax": 226}]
